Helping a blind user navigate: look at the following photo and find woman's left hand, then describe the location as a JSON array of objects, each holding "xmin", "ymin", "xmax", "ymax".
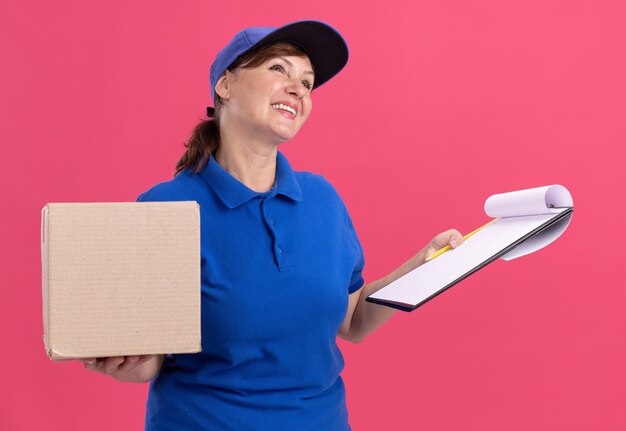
[{"xmin": 416, "ymin": 229, "xmax": 465, "ymax": 268}]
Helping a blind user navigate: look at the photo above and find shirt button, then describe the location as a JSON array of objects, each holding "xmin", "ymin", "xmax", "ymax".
[
  {"xmin": 277, "ymin": 247, "xmax": 282, "ymax": 254},
  {"xmin": 269, "ymin": 219, "xmax": 274, "ymax": 225}
]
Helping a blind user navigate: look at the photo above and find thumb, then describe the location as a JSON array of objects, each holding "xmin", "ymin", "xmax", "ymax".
[{"xmin": 445, "ymin": 229, "xmax": 463, "ymax": 248}]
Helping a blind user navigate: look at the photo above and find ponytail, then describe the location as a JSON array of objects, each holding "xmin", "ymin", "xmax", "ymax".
[{"xmin": 174, "ymin": 119, "xmax": 220, "ymax": 176}]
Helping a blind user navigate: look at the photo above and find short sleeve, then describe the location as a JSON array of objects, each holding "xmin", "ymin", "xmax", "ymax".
[
  {"xmin": 136, "ymin": 188, "xmax": 163, "ymax": 202},
  {"xmin": 136, "ymin": 188, "xmax": 154, "ymax": 202},
  {"xmin": 344, "ymin": 206, "xmax": 365, "ymax": 294},
  {"xmin": 135, "ymin": 181, "xmax": 180, "ymax": 203}
]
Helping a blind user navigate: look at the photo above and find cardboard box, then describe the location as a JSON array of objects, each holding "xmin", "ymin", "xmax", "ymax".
[{"xmin": 41, "ymin": 202, "xmax": 201, "ymax": 360}]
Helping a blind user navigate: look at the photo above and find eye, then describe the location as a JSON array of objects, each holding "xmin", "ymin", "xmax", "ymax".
[
  {"xmin": 302, "ymin": 80, "xmax": 313, "ymax": 91},
  {"xmin": 270, "ymin": 63, "xmax": 285, "ymax": 73}
]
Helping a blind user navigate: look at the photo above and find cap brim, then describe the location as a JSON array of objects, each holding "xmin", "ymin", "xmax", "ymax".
[{"xmin": 241, "ymin": 20, "xmax": 349, "ymax": 90}]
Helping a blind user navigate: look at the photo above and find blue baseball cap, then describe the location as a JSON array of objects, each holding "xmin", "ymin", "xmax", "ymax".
[{"xmin": 208, "ymin": 20, "xmax": 349, "ymax": 110}]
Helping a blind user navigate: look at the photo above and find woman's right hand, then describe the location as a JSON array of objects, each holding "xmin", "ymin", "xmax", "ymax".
[{"xmin": 79, "ymin": 355, "xmax": 165, "ymax": 383}]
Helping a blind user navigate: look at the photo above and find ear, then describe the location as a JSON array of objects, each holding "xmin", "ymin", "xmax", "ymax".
[{"xmin": 214, "ymin": 70, "xmax": 233, "ymax": 100}]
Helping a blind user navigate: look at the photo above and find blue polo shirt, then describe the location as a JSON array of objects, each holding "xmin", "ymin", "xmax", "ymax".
[{"xmin": 138, "ymin": 151, "xmax": 365, "ymax": 430}]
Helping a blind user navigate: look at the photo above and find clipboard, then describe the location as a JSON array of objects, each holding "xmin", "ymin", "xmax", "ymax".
[{"xmin": 365, "ymin": 185, "xmax": 574, "ymax": 312}]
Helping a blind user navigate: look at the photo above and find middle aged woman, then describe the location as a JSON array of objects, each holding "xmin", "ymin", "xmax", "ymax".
[{"xmin": 81, "ymin": 20, "xmax": 464, "ymax": 430}]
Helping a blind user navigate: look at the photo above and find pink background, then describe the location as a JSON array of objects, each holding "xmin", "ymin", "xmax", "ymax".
[{"xmin": 2, "ymin": 0, "xmax": 625, "ymax": 429}]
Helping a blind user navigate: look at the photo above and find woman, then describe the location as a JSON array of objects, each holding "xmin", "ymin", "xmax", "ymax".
[{"xmin": 81, "ymin": 20, "xmax": 463, "ymax": 430}]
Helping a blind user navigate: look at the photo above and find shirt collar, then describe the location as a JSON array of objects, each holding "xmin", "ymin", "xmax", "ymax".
[
  {"xmin": 274, "ymin": 151, "xmax": 303, "ymax": 203},
  {"xmin": 200, "ymin": 151, "xmax": 303, "ymax": 209}
]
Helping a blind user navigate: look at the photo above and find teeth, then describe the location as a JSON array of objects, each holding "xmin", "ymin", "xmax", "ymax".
[{"xmin": 271, "ymin": 103, "xmax": 296, "ymax": 116}]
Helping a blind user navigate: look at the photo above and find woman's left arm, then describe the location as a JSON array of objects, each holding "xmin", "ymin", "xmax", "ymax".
[{"xmin": 338, "ymin": 229, "xmax": 464, "ymax": 343}]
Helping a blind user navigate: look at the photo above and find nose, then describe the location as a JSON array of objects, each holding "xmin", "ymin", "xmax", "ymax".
[{"xmin": 286, "ymin": 78, "xmax": 307, "ymax": 99}]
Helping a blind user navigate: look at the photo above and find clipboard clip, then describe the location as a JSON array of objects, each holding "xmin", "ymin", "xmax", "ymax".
[{"xmin": 547, "ymin": 204, "xmax": 571, "ymax": 209}]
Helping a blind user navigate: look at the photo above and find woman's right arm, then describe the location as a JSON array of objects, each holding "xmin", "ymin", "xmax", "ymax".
[{"xmin": 79, "ymin": 354, "xmax": 165, "ymax": 383}]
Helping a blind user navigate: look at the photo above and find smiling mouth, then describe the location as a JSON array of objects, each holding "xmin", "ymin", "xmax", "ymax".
[{"xmin": 271, "ymin": 103, "xmax": 297, "ymax": 116}]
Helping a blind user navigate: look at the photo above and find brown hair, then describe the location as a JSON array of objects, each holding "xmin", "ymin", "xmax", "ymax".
[{"xmin": 174, "ymin": 42, "xmax": 310, "ymax": 176}]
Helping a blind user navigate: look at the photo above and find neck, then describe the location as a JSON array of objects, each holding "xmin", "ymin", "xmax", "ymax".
[{"xmin": 215, "ymin": 132, "xmax": 278, "ymax": 193}]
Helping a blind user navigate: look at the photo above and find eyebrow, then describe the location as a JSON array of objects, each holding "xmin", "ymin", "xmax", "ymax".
[{"xmin": 276, "ymin": 57, "xmax": 315, "ymax": 76}]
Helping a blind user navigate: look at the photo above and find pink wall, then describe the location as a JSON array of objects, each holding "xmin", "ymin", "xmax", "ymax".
[{"xmin": 2, "ymin": 0, "xmax": 625, "ymax": 429}]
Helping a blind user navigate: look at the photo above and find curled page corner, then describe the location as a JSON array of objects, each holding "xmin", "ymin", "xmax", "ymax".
[
  {"xmin": 483, "ymin": 184, "xmax": 574, "ymax": 260},
  {"xmin": 545, "ymin": 184, "xmax": 573, "ymax": 209},
  {"xmin": 484, "ymin": 184, "xmax": 573, "ymax": 218}
]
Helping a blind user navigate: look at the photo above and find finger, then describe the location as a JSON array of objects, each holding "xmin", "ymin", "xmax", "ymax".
[
  {"xmin": 138, "ymin": 354, "xmax": 157, "ymax": 363},
  {"xmin": 102, "ymin": 356, "xmax": 125, "ymax": 375},
  {"xmin": 116, "ymin": 356, "xmax": 140, "ymax": 372},
  {"xmin": 80, "ymin": 357, "xmax": 99, "ymax": 370},
  {"xmin": 447, "ymin": 229, "xmax": 463, "ymax": 248}
]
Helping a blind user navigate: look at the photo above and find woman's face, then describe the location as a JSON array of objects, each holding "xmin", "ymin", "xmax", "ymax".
[{"xmin": 217, "ymin": 54, "xmax": 314, "ymax": 144}]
